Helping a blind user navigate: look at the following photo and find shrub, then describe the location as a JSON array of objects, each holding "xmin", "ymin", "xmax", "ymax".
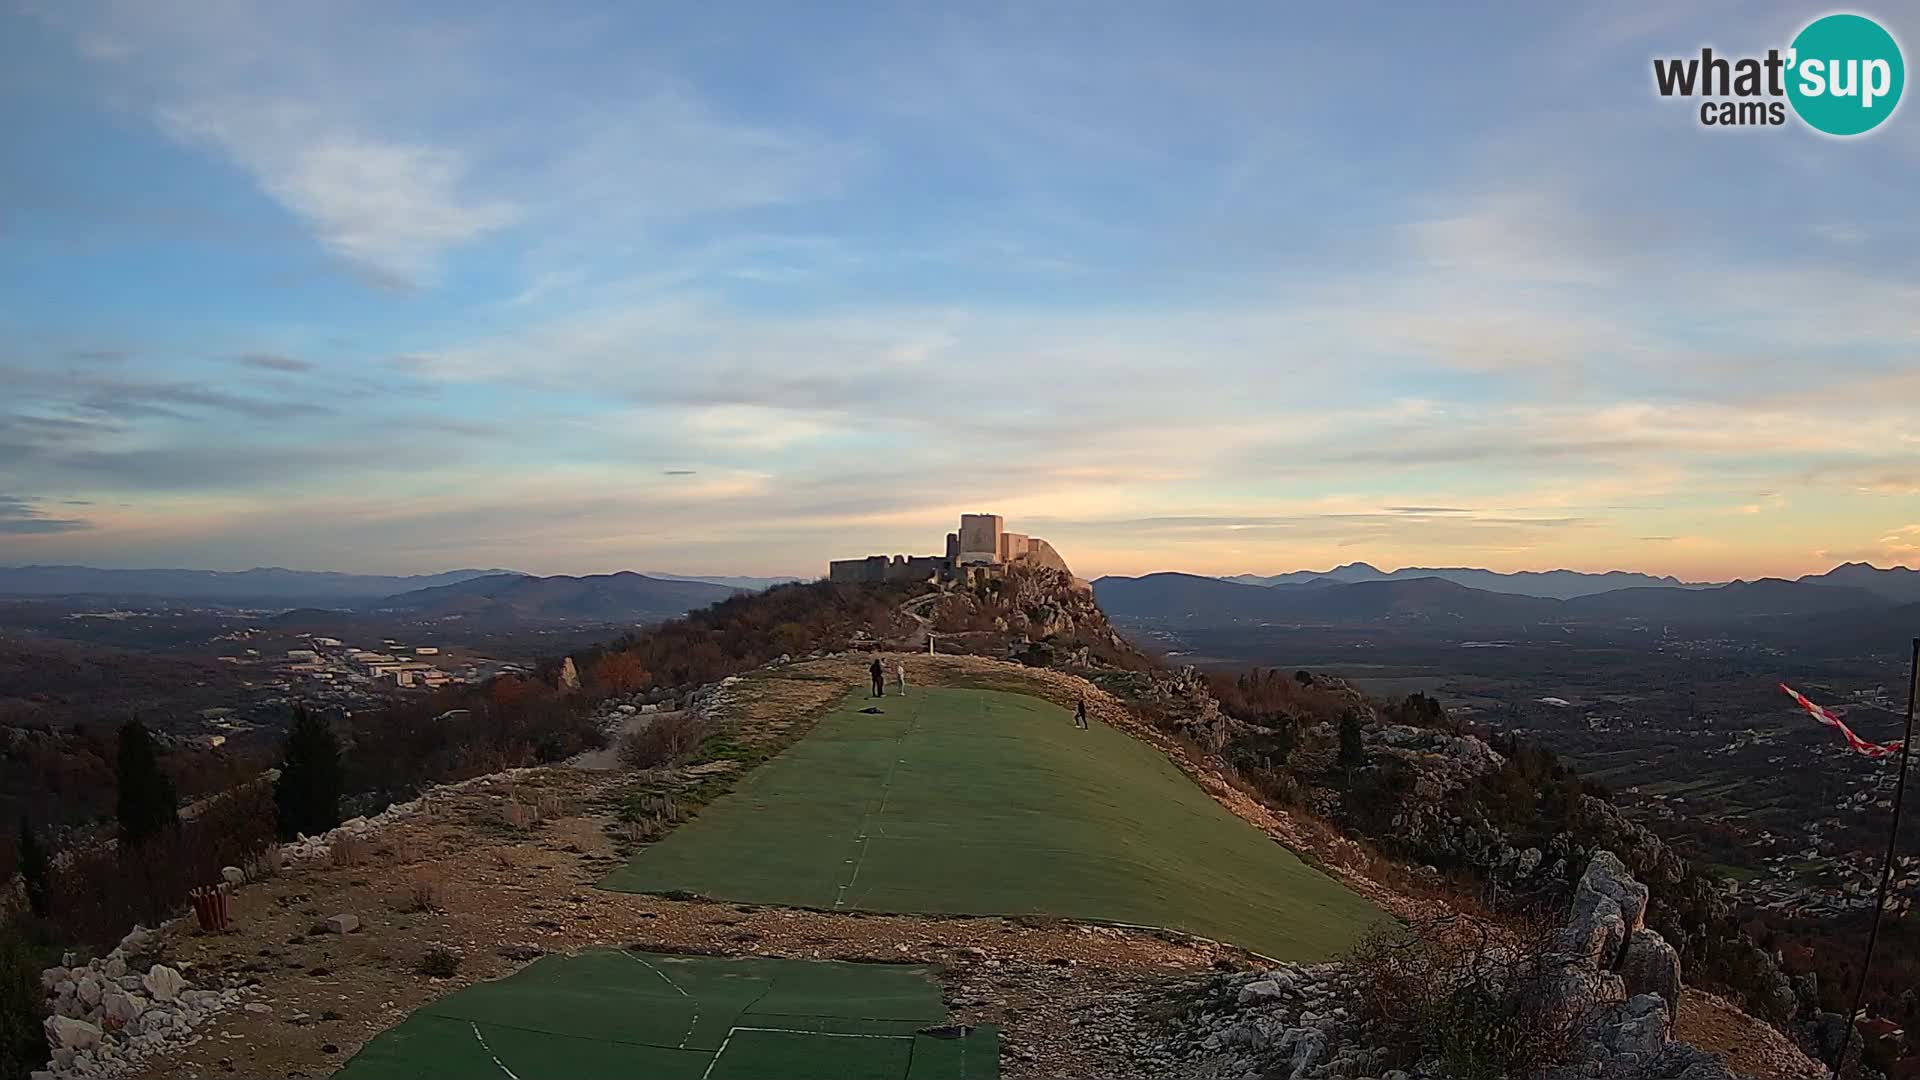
[
  {"xmin": 501, "ymin": 798, "xmax": 538, "ymax": 830},
  {"xmin": 275, "ymin": 706, "xmax": 344, "ymax": 840},
  {"xmin": 329, "ymin": 835, "xmax": 370, "ymax": 869},
  {"xmin": 17, "ymin": 817, "xmax": 50, "ymax": 918},
  {"xmin": 406, "ymin": 878, "xmax": 443, "ymax": 914},
  {"xmin": 618, "ymin": 714, "xmax": 712, "ymax": 769},
  {"xmin": 614, "ymin": 793, "xmax": 684, "ymax": 845},
  {"xmin": 1348, "ymin": 917, "xmax": 1577, "ymax": 1080},
  {"xmin": 417, "ymin": 946, "xmax": 461, "ymax": 978},
  {"xmin": 41, "ymin": 779, "xmax": 275, "ymax": 950},
  {"xmin": 0, "ymin": 925, "xmax": 48, "ymax": 1080}
]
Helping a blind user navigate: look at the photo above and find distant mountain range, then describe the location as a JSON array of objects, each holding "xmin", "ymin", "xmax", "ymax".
[
  {"xmin": 1221, "ymin": 562, "xmax": 1699, "ymax": 599},
  {"xmin": 367, "ymin": 572, "xmax": 739, "ymax": 622},
  {"xmin": 1095, "ymin": 568, "xmax": 1911, "ymax": 629},
  {"xmin": 0, "ymin": 565, "xmax": 517, "ymax": 604},
  {"xmin": 0, "ymin": 564, "xmax": 797, "ymax": 609},
  {"xmin": 1219, "ymin": 560, "xmax": 1920, "ymax": 604},
  {"xmin": 643, "ymin": 572, "xmax": 804, "ymax": 591}
]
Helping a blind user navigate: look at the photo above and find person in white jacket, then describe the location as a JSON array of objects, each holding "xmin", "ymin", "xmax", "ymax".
[{"xmin": 895, "ymin": 661, "xmax": 907, "ymax": 694}]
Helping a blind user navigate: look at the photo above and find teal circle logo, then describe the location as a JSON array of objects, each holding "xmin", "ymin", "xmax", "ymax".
[{"xmin": 1787, "ymin": 14, "xmax": 1904, "ymax": 135}]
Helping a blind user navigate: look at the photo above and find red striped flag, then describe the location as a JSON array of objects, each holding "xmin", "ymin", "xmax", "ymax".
[{"xmin": 1780, "ymin": 683, "xmax": 1905, "ymax": 758}]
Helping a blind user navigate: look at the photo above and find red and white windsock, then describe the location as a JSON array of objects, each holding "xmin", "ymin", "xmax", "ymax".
[{"xmin": 1780, "ymin": 683, "xmax": 1906, "ymax": 758}]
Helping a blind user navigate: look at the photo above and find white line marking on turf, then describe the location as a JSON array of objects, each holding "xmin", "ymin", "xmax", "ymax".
[
  {"xmin": 470, "ymin": 1022, "xmax": 522, "ymax": 1080},
  {"xmin": 625, "ymin": 952, "xmax": 700, "ymax": 1048},
  {"xmin": 834, "ymin": 702, "xmax": 918, "ymax": 909},
  {"xmin": 701, "ymin": 1025, "xmax": 916, "ymax": 1079}
]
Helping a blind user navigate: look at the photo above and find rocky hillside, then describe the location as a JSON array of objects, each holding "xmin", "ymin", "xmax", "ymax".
[{"xmin": 1134, "ymin": 851, "xmax": 1820, "ymax": 1080}]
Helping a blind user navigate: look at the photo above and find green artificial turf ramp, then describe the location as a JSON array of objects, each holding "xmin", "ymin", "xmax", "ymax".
[
  {"xmin": 333, "ymin": 950, "xmax": 995, "ymax": 1079},
  {"xmin": 603, "ymin": 686, "xmax": 1386, "ymax": 960}
]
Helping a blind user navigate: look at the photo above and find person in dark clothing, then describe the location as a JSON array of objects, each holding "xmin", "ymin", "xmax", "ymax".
[
  {"xmin": 1074, "ymin": 698, "xmax": 1089, "ymax": 729},
  {"xmin": 870, "ymin": 657, "xmax": 886, "ymax": 698}
]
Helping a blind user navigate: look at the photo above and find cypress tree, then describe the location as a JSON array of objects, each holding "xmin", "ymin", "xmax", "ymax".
[
  {"xmin": 274, "ymin": 706, "xmax": 344, "ymax": 840},
  {"xmin": 115, "ymin": 719, "xmax": 179, "ymax": 846},
  {"xmin": 17, "ymin": 817, "xmax": 50, "ymax": 918},
  {"xmin": 1338, "ymin": 708, "xmax": 1367, "ymax": 772}
]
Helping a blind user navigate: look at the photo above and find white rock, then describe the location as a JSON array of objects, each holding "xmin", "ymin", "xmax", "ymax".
[
  {"xmin": 76, "ymin": 975, "xmax": 103, "ymax": 1006},
  {"xmin": 1237, "ymin": 979, "xmax": 1288, "ymax": 1005},
  {"xmin": 324, "ymin": 913, "xmax": 361, "ymax": 934},
  {"xmin": 142, "ymin": 964, "xmax": 186, "ymax": 1002},
  {"xmin": 41, "ymin": 966, "xmax": 69, "ymax": 990},
  {"xmin": 45, "ymin": 1015, "xmax": 103, "ymax": 1050},
  {"xmin": 221, "ymin": 865, "xmax": 246, "ymax": 886},
  {"xmin": 243, "ymin": 1002, "xmax": 272, "ymax": 1015},
  {"xmin": 101, "ymin": 991, "xmax": 146, "ymax": 1026},
  {"xmin": 102, "ymin": 955, "xmax": 126, "ymax": 979}
]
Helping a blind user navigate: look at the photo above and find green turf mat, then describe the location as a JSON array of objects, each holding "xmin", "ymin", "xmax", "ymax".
[
  {"xmin": 603, "ymin": 687, "xmax": 1387, "ymax": 960},
  {"xmin": 705, "ymin": 1029, "xmax": 912, "ymax": 1080},
  {"xmin": 332, "ymin": 951, "xmax": 997, "ymax": 1079}
]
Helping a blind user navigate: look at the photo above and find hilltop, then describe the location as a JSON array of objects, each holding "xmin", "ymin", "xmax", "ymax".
[{"xmin": 8, "ymin": 568, "xmax": 1836, "ymax": 1080}]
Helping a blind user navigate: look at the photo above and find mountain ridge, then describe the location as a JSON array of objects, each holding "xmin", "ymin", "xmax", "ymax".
[
  {"xmin": 368, "ymin": 570, "xmax": 740, "ymax": 621},
  {"xmin": 1096, "ymin": 570, "xmax": 1899, "ymax": 627}
]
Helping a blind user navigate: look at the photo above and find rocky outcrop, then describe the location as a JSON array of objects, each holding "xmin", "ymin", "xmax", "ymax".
[
  {"xmin": 1150, "ymin": 852, "xmax": 1746, "ymax": 1080},
  {"xmin": 1541, "ymin": 853, "xmax": 1726, "ymax": 1080}
]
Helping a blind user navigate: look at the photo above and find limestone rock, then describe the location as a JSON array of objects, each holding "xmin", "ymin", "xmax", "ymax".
[
  {"xmin": 1618, "ymin": 928, "xmax": 1682, "ymax": 1019},
  {"xmin": 1238, "ymin": 978, "xmax": 1288, "ymax": 1005},
  {"xmin": 222, "ymin": 865, "xmax": 247, "ymax": 886},
  {"xmin": 101, "ymin": 991, "xmax": 146, "ymax": 1026},
  {"xmin": 324, "ymin": 913, "xmax": 361, "ymax": 934},
  {"xmin": 45, "ymin": 1015, "xmax": 103, "ymax": 1051},
  {"xmin": 1575, "ymin": 849, "xmax": 1650, "ymax": 935},
  {"xmin": 142, "ymin": 964, "xmax": 185, "ymax": 1002}
]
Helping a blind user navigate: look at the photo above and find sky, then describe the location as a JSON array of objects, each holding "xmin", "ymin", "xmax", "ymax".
[{"xmin": 1, "ymin": 1, "xmax": 1917, "ymax": 582}]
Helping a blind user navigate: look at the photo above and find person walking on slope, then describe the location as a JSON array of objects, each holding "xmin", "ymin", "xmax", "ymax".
[
  {"xmin": 895, "ymin": 661, "xmax": 907, "ymax": 695},
  {"xmin": 1074, "ymin": 698, "xmax": 1089, "ymax": 729},
  {"xmin": 870, "ymin": 657, "xmax": 885, "ymax": 698}
]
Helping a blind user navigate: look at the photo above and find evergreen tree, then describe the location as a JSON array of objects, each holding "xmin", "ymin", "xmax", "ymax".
[
  {"xmin": 1337, "ymin": 708, "xmax": 1366, "ymax": 771},
  {"xmin": 274, "ymin": 706, "xmax": 344, "ymax": 840},
  {"xmin": 17, "ymin": 817, "xmax": 50, "ymax": 918},
  {"xmin": 115, "ymin": 719, "xmax": 179, "ymax": 846}
]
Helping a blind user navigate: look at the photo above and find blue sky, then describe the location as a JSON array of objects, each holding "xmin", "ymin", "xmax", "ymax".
[{"xmin": 2, "ymin": 1, "xmax": 1917, "ymax": 579}]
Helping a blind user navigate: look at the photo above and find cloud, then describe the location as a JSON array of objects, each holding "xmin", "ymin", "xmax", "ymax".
[
  {"xmin": 0, "ymin": 495, "xmax": 90, "ymax": 534},
  {"xmin": 232, "ymin": 352, "xmax": 314, "ymax": 373},
  {"xmin": 1, "ymin": 365, "xmax": 331, "ymax": 422},
  {"xmin": 159, "ymin": 102, "xmax": 519, "ymax": 286}
]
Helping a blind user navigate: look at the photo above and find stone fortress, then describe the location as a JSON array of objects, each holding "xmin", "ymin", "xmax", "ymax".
[{"xmin": 828, "ymin": 513, "xmax": 1071, "ymax": 584}]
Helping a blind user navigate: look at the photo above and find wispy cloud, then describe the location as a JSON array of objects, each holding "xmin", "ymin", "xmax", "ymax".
[
  {"xmin": 232, "ymin": 352, "xmax": 314, "ymax": 373},
  {"xmin": 0, "ymin": 494, "xmax": 90, "ymax": 534}
]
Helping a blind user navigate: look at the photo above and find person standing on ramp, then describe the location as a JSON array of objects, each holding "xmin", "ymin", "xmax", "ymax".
[{"xmin": 870, "ymin": 657, "xmax": 886, "ymax": 698}]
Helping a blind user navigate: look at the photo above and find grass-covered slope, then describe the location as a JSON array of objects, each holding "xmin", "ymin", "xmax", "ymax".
[{"xmin": 604, "ymin": 687, "xmax": 1386, "ymax": 961}]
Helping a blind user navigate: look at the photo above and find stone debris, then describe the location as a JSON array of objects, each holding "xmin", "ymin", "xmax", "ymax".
[{"xmin": 37, "ymin": 926, "xmax": 259, "ymax": 1080}]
